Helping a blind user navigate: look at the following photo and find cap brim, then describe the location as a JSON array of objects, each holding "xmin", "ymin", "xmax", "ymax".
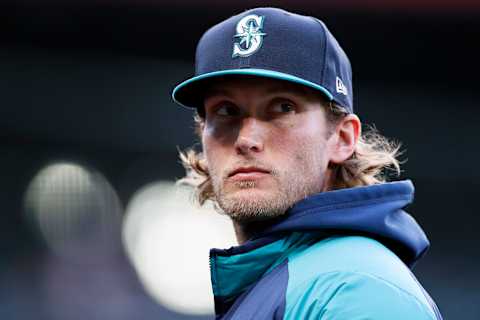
[{"xmin": 172, "ymin": 68, "xmax": 334, "ymax": 109}]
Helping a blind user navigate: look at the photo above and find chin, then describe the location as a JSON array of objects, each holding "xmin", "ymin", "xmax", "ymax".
[
  {"xmin": 228, "ymin": 184, "xmax": 273, "ymax": 200},
  {"xmin": 218, "ymin": 188, "xmax": 292, "ymax": 222}
]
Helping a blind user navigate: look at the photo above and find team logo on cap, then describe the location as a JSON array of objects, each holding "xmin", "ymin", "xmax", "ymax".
[{"xmin": 232, "ymin": 14, "xmax": 267, "ymax": 58}]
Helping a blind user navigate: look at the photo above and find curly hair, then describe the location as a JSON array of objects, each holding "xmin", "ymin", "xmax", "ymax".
[{"xmin": 178, "ymin": 101, "xmax": 402, "ymax": 205}]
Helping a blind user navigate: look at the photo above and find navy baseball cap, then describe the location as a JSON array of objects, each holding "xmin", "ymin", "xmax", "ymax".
[{"xmin": 172, "ymin": 7, "xmax": 353, "ymax": 113}]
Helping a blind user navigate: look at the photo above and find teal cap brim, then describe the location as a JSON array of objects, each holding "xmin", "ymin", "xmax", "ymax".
[{"xmin": 172, "ymin": 68, "xmax": 334, "ymax": 109}]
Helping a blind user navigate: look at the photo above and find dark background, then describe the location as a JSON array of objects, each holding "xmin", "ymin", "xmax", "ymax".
[{"xmin": 1, "ymin": 1, "xmax": 479, "ymax": 319}]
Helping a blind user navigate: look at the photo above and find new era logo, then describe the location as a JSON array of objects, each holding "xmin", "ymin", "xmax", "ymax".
[{"xmin": 336, "ymin": 77, "xmax": 348, "ymax": 96}]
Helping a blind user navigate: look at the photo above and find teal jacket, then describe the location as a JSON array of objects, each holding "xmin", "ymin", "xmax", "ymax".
[{"xmin": 209, "ymin": 181, "xmax": 442, "ymax": 319}]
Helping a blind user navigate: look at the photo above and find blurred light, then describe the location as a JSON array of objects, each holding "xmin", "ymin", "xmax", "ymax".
[
  {"xmin": 123, "ymin": 181, "xmax": 237, "ymax": 315},
  {"xmin": 23, "ymin": 162, "xmax": 123, "ymax": 262}
]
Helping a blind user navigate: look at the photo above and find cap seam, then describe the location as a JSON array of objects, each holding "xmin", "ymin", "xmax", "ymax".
[{"xmin": 310, "ymin": 17, "xmax": 329, "ymax": 84}]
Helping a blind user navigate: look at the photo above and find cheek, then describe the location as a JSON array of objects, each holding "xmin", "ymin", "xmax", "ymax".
[
  {"xmin": 202, "ymin": 134, "xmax": 217, "ymax": 166},
  {"xmin": 202, "ymin": 128, "xmax": 230, "ymax": 174},
  {"xmin": 203, "ymin": 121, "xmax": 238, "ymax": 148},
  {"xmin": 273, "ymin": 118, "xmax": 330, "ymax": 168}
]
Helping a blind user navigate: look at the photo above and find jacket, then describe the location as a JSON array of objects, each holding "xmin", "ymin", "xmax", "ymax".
[{"xmin": 209, "ymin": 180, "xmax": 443, "ymax": 319}]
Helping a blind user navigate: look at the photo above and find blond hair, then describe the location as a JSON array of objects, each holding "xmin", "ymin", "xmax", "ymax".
[{"xmin": 178, "ymin": 102, "xmax": 402, "ymax": 205}]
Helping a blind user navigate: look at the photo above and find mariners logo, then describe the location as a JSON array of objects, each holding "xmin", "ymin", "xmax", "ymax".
[{"xmin": 233, "ymin": 14, "xmax": 267, "ymax": 58}]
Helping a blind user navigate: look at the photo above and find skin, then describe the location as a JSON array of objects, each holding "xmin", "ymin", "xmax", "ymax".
[{"xmin": 201, "ymin": 76, "xmax": 361, "ymax": 244}]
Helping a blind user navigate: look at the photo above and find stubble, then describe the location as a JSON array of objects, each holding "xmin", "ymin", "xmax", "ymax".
[{"xmin": 210, "ymin": 141, "xmax": 326, "ymax": 222}]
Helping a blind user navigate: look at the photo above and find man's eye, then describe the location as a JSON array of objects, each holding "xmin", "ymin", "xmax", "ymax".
[
  {"xmin": 272, "ymin": 102, "xmax": 295, "ymax": 113},
  {"xmin": 215, "ymin": 104, "xmax": 239, "ymax": 116}
]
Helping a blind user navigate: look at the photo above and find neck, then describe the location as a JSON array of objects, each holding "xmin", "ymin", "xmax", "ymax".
[{"xmin": 232, "ymin": 218, "xmax": 280, "ymax": 244}]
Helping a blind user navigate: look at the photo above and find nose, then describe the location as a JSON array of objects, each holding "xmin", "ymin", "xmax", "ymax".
[{"xmin": 234, "ymin": 117, "xmax": 265, "ymax": 155}]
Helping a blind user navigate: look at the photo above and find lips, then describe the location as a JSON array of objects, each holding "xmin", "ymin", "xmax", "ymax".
[{"xmin": 228, "ymin": 167, "xmax": 270, "ymax": 178}]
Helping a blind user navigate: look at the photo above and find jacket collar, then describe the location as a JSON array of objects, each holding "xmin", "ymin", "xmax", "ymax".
[
  {"xmin": 209, "ymin": 180, "xmax": 429, "ymax": 309},
  {"xmin": 209, "ymin": 231, "xmax": 322, "ymax": 315}
]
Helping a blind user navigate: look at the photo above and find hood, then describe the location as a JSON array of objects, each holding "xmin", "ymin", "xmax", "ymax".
[{"xmin": 209, "ymin": 180, "xmax": 430, "ymax": 314}]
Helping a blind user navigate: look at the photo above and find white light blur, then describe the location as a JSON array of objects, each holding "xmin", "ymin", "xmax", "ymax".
[
  {"xmin": 23, "ymin": 162, "xmax": 123, "ymax": 262},
  {"xmin": 122, "ymin": 181, "xmax": 237, "ymax": 315}
]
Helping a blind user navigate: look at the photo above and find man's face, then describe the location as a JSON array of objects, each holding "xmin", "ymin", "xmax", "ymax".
[{"xmin": 202, "ymin": 76, "xmax": 336, "ymax": 222}]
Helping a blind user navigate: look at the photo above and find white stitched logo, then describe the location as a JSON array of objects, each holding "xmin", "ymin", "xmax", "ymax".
[
  {"xmin": 336, "ymin": 77, "xmax": 348, "ymax": 96},
  {"xmin": 232, "ymin": 14, "xmax": 267, "ymax": 58}
]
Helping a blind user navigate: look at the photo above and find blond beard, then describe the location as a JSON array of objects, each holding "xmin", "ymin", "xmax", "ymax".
[{"xmin": 211, "ymin": 159, "xmax": 325, "ymax": 223}]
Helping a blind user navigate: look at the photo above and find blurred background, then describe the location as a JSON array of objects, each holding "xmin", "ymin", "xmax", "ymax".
[{"xmin": 1, "ymin": 1, "xmax": 479, "ymax": 319}]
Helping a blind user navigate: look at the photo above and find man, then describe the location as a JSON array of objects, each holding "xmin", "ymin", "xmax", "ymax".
[{"xmin": 172, "ymin": 7, "xmax": 442, "ymax": 320}]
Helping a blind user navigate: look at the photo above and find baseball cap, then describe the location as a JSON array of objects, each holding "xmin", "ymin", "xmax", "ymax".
[{"xmin": 172, "ymin": 7, "xmax": 353, "ymax": 113}]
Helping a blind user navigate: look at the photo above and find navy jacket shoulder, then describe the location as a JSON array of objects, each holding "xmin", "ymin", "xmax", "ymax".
[{"xmin": 209, "ymin": 181, "xmax": 443, "ymax": 319}]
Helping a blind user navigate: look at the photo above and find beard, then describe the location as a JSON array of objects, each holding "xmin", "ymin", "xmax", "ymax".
[{"xmin": 209, "ymin": 148, "xmax": 326, "ymax": 223}]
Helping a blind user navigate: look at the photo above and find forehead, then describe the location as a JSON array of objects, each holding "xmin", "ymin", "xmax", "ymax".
[{"xmin": 204, "ymin": 76, "xmax": 323, "ymax": 101}]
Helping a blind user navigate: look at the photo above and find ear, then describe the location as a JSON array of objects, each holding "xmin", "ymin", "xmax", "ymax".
[{"xmin": 328, "ymin": 114, "xmax": 361, "ymax": 164}]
